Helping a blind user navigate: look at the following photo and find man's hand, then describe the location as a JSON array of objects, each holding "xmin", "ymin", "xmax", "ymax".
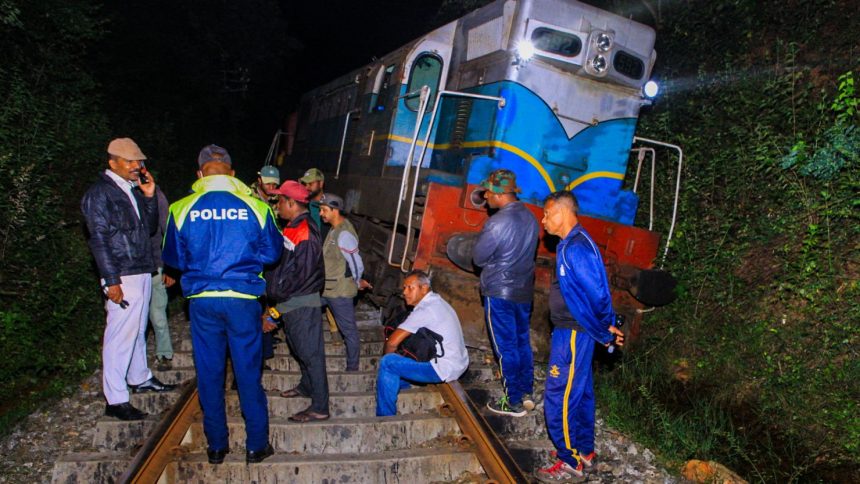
[
  {"xmin": 138, "ymin": 167, "xmax": 155, "ymax": 197},
  {"xmin": 607, "ymin": 325, "xmax": 625, "ymax": 347},
  {"xmin": 262, "ymin": 312, "xmax": 278, "ymax": 333},
  {"xmin": 105, "ymin": 284, "xmax": 124, "ymax": 304},
  {"xmin": 358, "ymin": 279, "xmax": 373, "ymax": 290},
  {"xmin": 163, "ymin": 273, "xmax": 176, "ymax": 287}
]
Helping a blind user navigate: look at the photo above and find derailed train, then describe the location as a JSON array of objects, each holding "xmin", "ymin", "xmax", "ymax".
[{"xmin": 278, "ymin": 0, "xmax": 681, "ymax": 353}]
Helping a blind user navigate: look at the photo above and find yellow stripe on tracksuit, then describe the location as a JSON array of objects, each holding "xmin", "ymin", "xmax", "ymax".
[{"xmin": 562, "ymin": 329, "xmax": 581, "ymax": 464}]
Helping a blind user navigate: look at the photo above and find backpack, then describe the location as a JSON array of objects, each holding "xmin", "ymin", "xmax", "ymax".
[{"xmin": 384, "ymin": 309, "xmax": 445, "ymax": 362}]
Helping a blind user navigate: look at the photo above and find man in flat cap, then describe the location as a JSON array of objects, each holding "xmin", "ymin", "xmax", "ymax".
[
  {"xmin": 473, "ymin": 168, "xmax": 540, "ymax": 417},
  {"xmin": 81, "ymin": 137, "xmax": 176, "ymax": 421},
  {"xmin": 319, "ymin": 193, "xmax": 371, "ymax": 372},
  {"xmin": 265, "ymin": 180, "xmax": 330, "ymax": 422},
  {"xmin": 162, "ymin": 144, "xmax": 283, "ymax": 464}
]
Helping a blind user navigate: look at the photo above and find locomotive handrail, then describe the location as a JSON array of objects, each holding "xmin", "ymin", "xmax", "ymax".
[
  {"xmin": 398, "ymin": 90, "xmax": 507, "ymax": 270},
  {"xmin": 335, "ymin": 109, "xmax": 360, "ymax": 179},
  {"xmin": 632, "ymin": 136, "xmax": 683, "ymax": 266},
  {"xmin": 387, "ymin": 85, "xmax": 431, "ymax": 269},
  {"xmin": 631, "ymin": 147, "xmax": 656, "ymax": 230}
]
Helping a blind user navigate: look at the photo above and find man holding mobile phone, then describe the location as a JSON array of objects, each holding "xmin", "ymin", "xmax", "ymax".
[{"xmin": 81, "ymin": 138, "xmax": 176, "ymax": 421}]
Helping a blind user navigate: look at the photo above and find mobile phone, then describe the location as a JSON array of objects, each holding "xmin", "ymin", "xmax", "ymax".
[{"xmin": 138, "ymin": 161, "xmax": 149, "ymax": 184}]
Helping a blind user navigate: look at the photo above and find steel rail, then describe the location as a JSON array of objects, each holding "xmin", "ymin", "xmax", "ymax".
[
  {"xmin": 118, "ymin": 378, "xmax": 200, "ymax": 484},
  {"xmin": 438, "ymin": 381, "xmax": 528, "ymax": 483}
]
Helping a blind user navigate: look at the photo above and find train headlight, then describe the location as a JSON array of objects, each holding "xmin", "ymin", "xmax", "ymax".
[
  {"xmin": 516, "ymin": 40, "xmax": 536, "ymax": 62},
  {"xmin": 591, "ymin": 55, "xmax": 607, "ymax": 73},
  {"xmin": 643, "ymin": 80, "xmax": 659, "ymax": 98},
  {"xmin": 596, "ymin": 33, "xmax": 612, "ymax": 52}
]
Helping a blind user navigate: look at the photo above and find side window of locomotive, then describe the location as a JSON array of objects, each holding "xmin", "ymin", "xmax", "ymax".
[
  {"xmin": 372, "ymin": 64, "xmax": 396, "ymax": 113},
  {"xmin": 405, "ymin": 53, "xmax": 443, "ymax": 112}
]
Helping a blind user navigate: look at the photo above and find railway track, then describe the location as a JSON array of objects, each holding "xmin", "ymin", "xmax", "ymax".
[{"xmin": 52, "ymin": 305, "xmax": 543, "ymax": 483}]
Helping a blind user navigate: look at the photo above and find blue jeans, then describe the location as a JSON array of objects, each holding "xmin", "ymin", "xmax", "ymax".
[
  {"xmin": 189, "ymin": 297, "xmax": 268, "ymax": 452},
  {"xmin": 484, "ymin": 296, "xmax": 534, "ymax": 405},
  {"xmin": 321, "ymin": 296, "xmax": 360, "ymax": 371},
  {"xmin": 376, "ymin": 353, "xmax": 441, "ymax": 416}
]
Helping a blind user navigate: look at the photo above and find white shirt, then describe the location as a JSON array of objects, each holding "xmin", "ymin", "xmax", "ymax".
[
  {"xmin": 104, "ymin": 169, "xmax": 140, "ymax": 218},
  {"xmin": 399, "ymin": 291, "xmax": 469, "ymax": 381}
]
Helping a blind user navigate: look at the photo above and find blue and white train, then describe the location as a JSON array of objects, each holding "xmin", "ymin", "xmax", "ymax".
[{"xmin": 278, "ymin": 0, "xmax": 680, "ymax": 349}]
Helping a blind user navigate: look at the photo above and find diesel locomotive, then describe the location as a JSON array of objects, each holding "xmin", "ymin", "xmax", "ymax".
[{"xmin": 276, "ymin": 0, "xmax": 681, "ymax": 353}]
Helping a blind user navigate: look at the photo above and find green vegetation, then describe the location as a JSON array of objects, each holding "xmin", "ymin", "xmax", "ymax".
[
  {"xmin": 593, "ymin": 1, "xmax": 859, "ymax": 481},
  {"xmin": 0, "ymin": 0, "xmax": 108, "ymax": 431}
]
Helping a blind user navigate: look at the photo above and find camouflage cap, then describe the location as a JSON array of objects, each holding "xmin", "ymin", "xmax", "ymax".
[
  {"xmin": 479, "ymin": 169, "xmax": 521, "ymax": 194},
  {"xmin": 299, "ymin": 167, "xmax": 324, "ymax": 184}
]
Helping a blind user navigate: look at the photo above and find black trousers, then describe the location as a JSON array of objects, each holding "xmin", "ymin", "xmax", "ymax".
[{"xmin": 283, "ymin": 305, "xmax": 329, "ymax": 414}]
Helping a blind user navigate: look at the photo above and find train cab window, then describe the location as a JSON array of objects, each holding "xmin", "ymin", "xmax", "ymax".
[
  {"xmin": 613, "ymin": 51, "xmax": 645, "ymax": 80},
  {"xmin": 405, "ymin": 53, "xmax": 443, "ymax": 111}
]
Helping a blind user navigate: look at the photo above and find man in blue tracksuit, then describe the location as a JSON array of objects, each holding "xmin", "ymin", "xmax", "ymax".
[
  {"xmin": 536, "ymin": 190, "xmax": 625, "ymax": 482},
  {"xmin": 473, "ymin": 169, "xmax": 540, "ymax": 417},
  {"xmin": 161, "ymin": 145, "xmax": 282, "ymax": 465}
]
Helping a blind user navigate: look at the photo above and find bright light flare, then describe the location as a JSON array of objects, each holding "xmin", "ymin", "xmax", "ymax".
[
  {"xmin": 644, "ymin": 80, "xmax": 659, "ymax": 98},
  {"xmin": 516, "ymin": 40, "xmax": 536, "ymax": 61}
]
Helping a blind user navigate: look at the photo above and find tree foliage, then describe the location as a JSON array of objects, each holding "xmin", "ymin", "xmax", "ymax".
[{"xmin": 0, "ymin": 0, "xmax": 109, "ymax": 429}]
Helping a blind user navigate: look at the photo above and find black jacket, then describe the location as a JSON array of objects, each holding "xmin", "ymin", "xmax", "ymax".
[
  {"xmin": 265, "ymin": 211, "xmax": 324, "ymax": 302},
  {"xmin": 472, "ymin": 200, "xmax": 539, "ymax": 303},
  {"xmin": 81, "ymin": 172, "xmax": 158, "ymax": 286}
]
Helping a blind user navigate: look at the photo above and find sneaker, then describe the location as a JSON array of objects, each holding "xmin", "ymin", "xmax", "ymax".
[
  {"xmin": 156, "ymin": 356, "xmax": 173, "ymax": 371},
  {"xmin": 535, "ymin": 459, "xmax": 584, "ymax": 483},
  {"xmin": 487, "ymin": 396, "xmax": 527, "ymax": 417},
  {"xmin": 579, "ymin": 451, "xmax": 595, "ymax": 468}
]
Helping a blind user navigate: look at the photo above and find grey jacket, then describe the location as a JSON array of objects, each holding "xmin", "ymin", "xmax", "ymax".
[{"xmin": 472, "ymin": 201, "xmax": 539, "ymax": 303}]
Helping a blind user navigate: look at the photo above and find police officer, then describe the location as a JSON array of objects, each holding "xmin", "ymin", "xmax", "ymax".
[{"xmin": 162, "ymin": 145, "xmax": 282, "ymax": 464}]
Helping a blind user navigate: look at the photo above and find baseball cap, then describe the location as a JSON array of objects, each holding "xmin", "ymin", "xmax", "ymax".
[
  {"xmin": 197, "ymin": 144, "xmax": 232, "ymax": 168},
  {"xmin": 479, "ymin": 169, "xmax": 521, "ymax": 194},
  {"xmin": 259, "ymin": 165, "xmax": 280, "ymax": 185},
  {"xmin": 268, "ymin": 180, "xmax": 310, "ymax": 203},
  {"xmin": 299, "ymin": 168, "xmax": 324, "ymax": 184},
  {"xmin": 107, "ymin": 138, "xmax": 147, "ymax": 161},
  {"xmin": 320, "ymin": 193, "xmax": 345, "ymax": 212}
]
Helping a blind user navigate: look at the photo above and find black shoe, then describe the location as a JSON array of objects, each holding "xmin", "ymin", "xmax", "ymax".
[
  {"xmin": 130, "ymin": 376, "xmax": 176, "ymax": 393},
  {"xmin": 105, "ymin": 402, "xmax": 146, "ymax": 421},
  {"xmin": 246, "ymin": 444, "xmax": 274, "ymax": 463},
  {"xmin": 207, "ymin": 448, "xmax": 229, "ymax": 464}
]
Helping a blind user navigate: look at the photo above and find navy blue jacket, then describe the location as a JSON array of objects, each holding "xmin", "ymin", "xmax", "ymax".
[
  {"xmin": 556, "ymin": 224, "xmax": 615, "ymax": 345},
  {"xmin": 81, "ymin": 172, "xmax": 158, "ymax": 286},
  {"xmin": 472, "ymin": 200, "xmax": 539, "ymax": 303},
  {"xmin": 161, "ymin": 175, "xmax": 283, "ymax": 297}
]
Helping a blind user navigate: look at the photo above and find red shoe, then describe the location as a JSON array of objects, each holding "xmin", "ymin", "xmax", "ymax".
[
  {"xmin": 535, "ymin": 459, "xmax": 583, "ymax": 482},
  {"xmin": 579, "ymin": 451, "xmax": 596, "ymax": 468}
]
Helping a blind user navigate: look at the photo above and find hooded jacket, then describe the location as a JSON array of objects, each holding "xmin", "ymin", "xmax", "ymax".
[
  {"xmin": 81, "ymin": 172, "xmax": 158, "ymax": 285},
  {"xmin": 472, "ymin": 200, "xmax": 539, "ymax": 303},
  {"xmin": 161, "ymin": 175, "xmax": 282, "ymax": 297}
]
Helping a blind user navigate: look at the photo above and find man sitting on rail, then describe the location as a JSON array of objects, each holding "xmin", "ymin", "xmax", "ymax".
[
  {"xmin": 162, "ymin": 145, "xmax": 282, "ymax": 464},
  {"xmin": 535, "ymin": 190, "xmax": 625, "ymax": 482},
  {"xmin": 376, "ymin": 270, "xmax": 469, "ymax": 417}
]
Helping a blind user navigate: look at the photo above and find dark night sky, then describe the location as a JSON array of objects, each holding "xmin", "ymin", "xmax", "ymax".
[{"xmin": 286, "ymin": 0, "xmax": 447, "ymax": 99}]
